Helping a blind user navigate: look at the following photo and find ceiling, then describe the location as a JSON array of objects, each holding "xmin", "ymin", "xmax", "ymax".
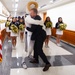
[
  {"xmin": 0, "ymin": 0, "xmax": 75, "ymax": 16},
  {"xmin": 0, "ymin": 0, "xmax": 52, "ymax": 14}
]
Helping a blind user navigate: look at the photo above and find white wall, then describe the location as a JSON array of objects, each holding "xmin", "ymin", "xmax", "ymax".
[
  {"xmin": 0, "ymin": 23, "xmax": 5, "ymax": 30},
  {"xmin": 0, "ymin": 2, "xmax": 2, "ymax": 14},
  {"xmin": 0, "ymin": 16, "xmax": 6, "ymax": 20},
  {"xmin": 47, "ymin": 2, "xmax": 75, "ymax": 31},
  {"xmin": 0, "ymin": 16, "xmax": 7, "ymax": 30},
  {"xmin": 38, "ymin": 13, "xmax": 43, "ymax": 20}
]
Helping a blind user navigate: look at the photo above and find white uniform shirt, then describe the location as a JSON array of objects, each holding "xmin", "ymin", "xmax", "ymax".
[{"xmin": 25, "ymin": 15, "xmax": 45, "ymax": 35}]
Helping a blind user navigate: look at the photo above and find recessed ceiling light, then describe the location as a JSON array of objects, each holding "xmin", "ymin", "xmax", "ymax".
[
  {"xmin": 15, "ymin": 3, "xmax": 18, "ymax": 8},
  {"xmin": 49, "ymin": 0, "xmax": 54, "ymax": 3},
  {"xmin": 15, "ymin": 8, "xmax": 17, "ymax": 11},
  {"xmin": 15, "ymin": 0, "xmax": 19, "ymax": 2}
]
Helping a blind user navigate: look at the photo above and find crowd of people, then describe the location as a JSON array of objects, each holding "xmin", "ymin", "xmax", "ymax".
[
  {"xmin": 44, "ymin": 17, "xmax": 65, "ymax": 47},
  {"xmin": 5, "ymin": 16, "xmax": 25, "ymax": 49},
  {"xmin": 5, "ymin": 8, "xmax": 66, "ymax": 72}
]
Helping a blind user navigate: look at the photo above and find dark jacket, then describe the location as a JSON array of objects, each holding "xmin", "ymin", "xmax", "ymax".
[
  {"xmin": 9, "ymin": 21, "xmax": 19, "ymax": 30},
  {"xmin": 55, "ymin": 22, "xmax": 63, "ymax": 29},
  {"xmin": 19, "ymin": 22, "xmax": 25, "ymax": 25},
  {"xmin": 26, "ymin": 15, "xmax": 46, "ymax": 40}
]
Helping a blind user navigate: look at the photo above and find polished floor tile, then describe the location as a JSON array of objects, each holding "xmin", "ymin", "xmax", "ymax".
[
  {"xmin": 10, "ymin": 65, "xmax": 75, "ymax": 75},
  {"xmin": 50, "ymin": 37, "xmax": 75, "ymax": 54},
  {"xmin": 11, "ymin": 56, "xmax": 73, "ymax": 69},
  {"xmin": 12, "ymin": 37, "xmax": 73, "ymax": 58},
  {"xmin": 43, "ymin": 41, "xmax": 73, "ymax": 56},
  {"xmin": 1, "ymin": 36, "xmax": 75, "ymax": 75},
  {"xmin": 0, "ymin": 38, "xmax": 12, "ymax": 75},
  {"xmin": 12, "ymin": 36, "xmax": 25, "ymax": 57}
]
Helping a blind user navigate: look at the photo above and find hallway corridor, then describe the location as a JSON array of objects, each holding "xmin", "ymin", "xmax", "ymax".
[{"xmin": 0, "ymin": 0, "xmax": 75, "ymax": 75}]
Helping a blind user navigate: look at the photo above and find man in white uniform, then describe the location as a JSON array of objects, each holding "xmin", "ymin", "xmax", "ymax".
[{"xmin": 25, "ymin": 15, "xmax": 43, "ymax": 57}]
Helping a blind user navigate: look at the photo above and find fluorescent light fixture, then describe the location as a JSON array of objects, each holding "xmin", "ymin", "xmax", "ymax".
[
  {"xmin": 15, "ymin": 3, "xmax": 18, "ymax": 8},
  {"xmin": 15, "ymin": 0, "xmax": 19, "ymax": 2},
  {"xmin": 15, "ymin": 8, "xmax": 17, "ymax": 11},
  {"xmin": 49, "ymin": 0, "xmax": 54, "ymax": 3}
]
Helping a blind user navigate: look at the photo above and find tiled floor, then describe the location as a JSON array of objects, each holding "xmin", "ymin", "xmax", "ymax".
[
  {"xmin": 12, "ymin": 37, "xmax": 72, "ymax": 57},
  {"xmin": 10, "ymin": 66, "xmax": 75, "ymax": 75},
  {"xmin": 0, "ymin": 36, "xmax": 75, "ymax": 75}
]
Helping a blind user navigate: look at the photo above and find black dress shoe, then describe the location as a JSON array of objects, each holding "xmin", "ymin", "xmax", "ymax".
[
  {"xmin": 30, "ymin": 59, "xmax": 39, "ymax": 64},
  {"xmin": 43, "ymin": 64, "xmax": 51, "ymax": 72}
]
